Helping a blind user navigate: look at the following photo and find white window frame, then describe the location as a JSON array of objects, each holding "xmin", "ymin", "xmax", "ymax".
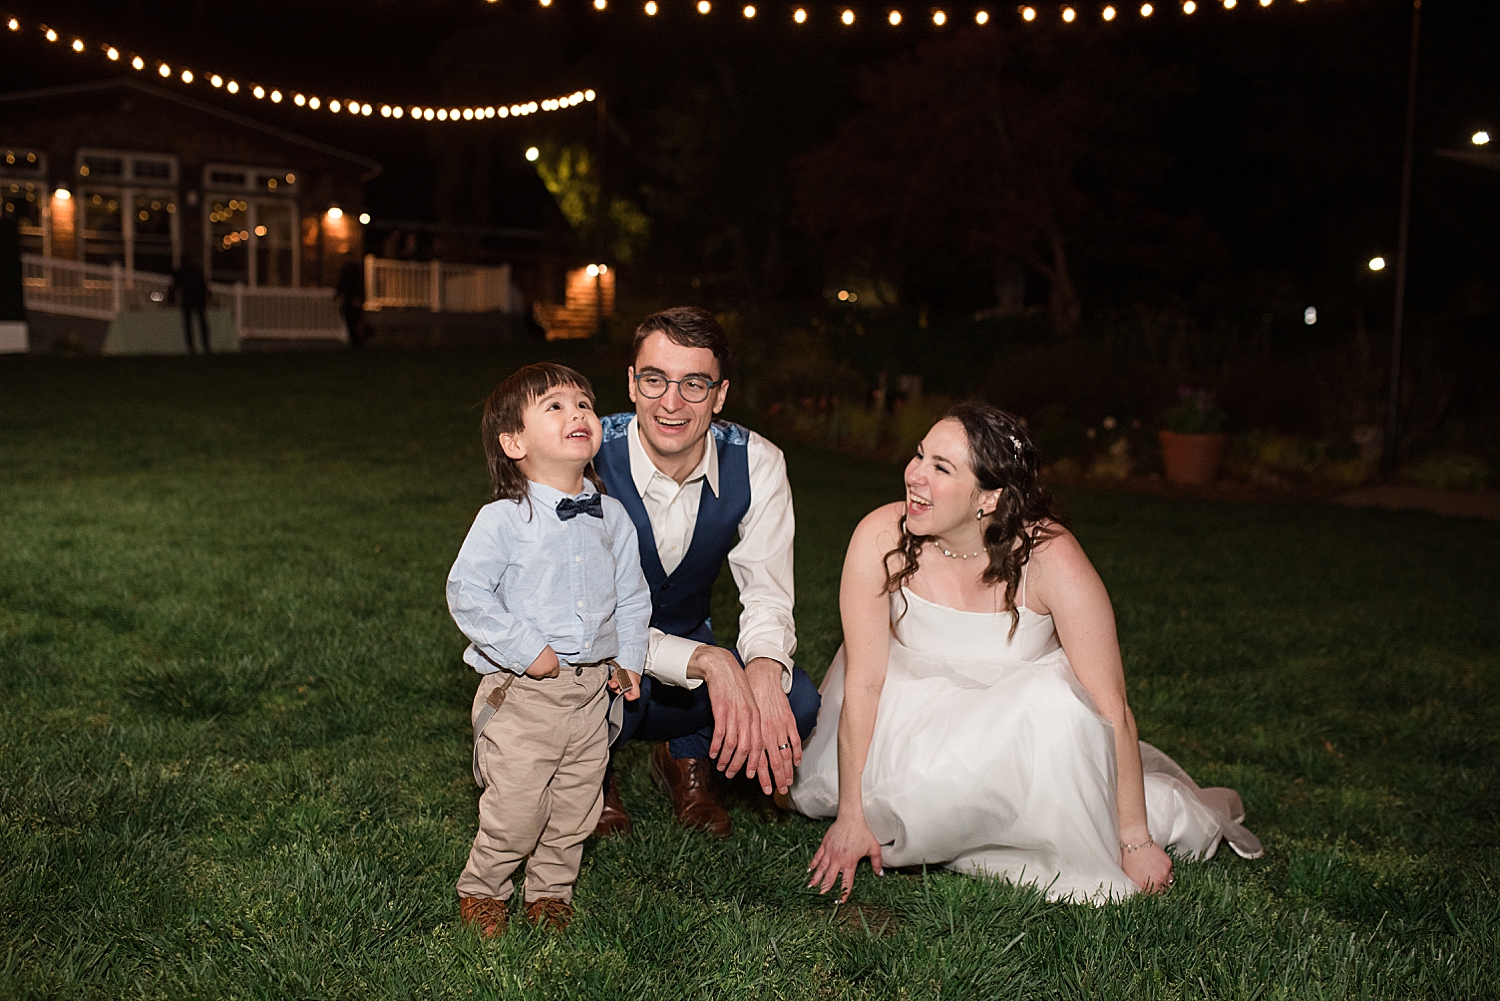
[
  {"xmin": 74, "ymin": 149, "xmax": 181, "ymax": 274},
  {"xmin": 1, "ymin": 146, "xmax": 50, "ymax": 256},
  {"xmin": 203, "ymin": 163, "xmax": 301, "ymax": 288}
]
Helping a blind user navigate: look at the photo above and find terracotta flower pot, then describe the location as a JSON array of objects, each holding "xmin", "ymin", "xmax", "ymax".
[{"xmin": 1159, "ymin": 430, "xmax": 1228, "ymax": 486}]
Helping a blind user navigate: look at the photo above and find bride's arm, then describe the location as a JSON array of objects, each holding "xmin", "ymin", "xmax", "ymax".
[
  {"xmin": 807, "ymin": 503, "xmax": 902, "ymax": 902},
  {"xmin": 1031, "ymin": 528, "xmax": 1174, "ymax": 893}
]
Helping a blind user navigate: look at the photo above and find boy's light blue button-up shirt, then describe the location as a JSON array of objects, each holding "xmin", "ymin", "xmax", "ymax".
[{"xmin": 446, "ymin": 481, "xmax": 651, "ymax": 677}]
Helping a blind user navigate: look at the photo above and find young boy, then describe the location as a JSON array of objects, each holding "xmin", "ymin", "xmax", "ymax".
[{"xmin": 447, "ymin": 362, "xmax": 650, "ymax": 938}]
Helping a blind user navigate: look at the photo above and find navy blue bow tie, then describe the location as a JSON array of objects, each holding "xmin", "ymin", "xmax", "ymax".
[{"xmin": 555, "ymin": 494, "xmax": 604, "ymax": 522}]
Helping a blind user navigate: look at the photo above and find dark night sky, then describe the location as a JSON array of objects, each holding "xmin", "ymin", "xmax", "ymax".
[{"xmin": 2, "ymin": 0, "xmax": 1497, "ymax": 315}]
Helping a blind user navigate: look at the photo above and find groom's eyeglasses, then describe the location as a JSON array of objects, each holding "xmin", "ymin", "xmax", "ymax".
[{"xmin": 633, "ymin": 373, "xmax": 721, "ymax": 404}]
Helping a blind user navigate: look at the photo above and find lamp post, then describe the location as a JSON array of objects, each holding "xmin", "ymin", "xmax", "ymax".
[{"xmin": 1383, "ymin": 0, "xmax": 1421, "ymax": 479}]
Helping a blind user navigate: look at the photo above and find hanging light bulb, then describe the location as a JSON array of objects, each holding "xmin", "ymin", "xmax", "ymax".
[
  {"xmin": 1062, "ymin": 7, "xmax": 1076, "ymax": 22},
  {"xmin": 227, "ymin": 80, "xmax": 240, "ymax": 94},
  {"xmin": 743, "ymin": 4, "xmax": 756, "ymax": 15},
  {"xmin": 932, "ymin": 9, "xmax": 947, "ymax": 24},
  {"xmin": 594, "ymin": 0, "xmax": 607, "ymax": 9},
  {"xmin": 330, "ymin": 99, "xmax": 342, "ymax": 113},
  {"xmin": 131, "ymin": 55, "xmax": 145, "ymax": 70},
  {"xmin": 794, "ymin": 7, "xmax": 808, "ymax": 22},
  {"xmin": 1223, "ymin": 0, "xmax": 1237, "ymax": 6},
  {"xmin": 181, "ymin": 69, "xmax": 193, "ymax": 83},
  {"xmin": 158, "ymin": 63, "xmax": 172, "ymax": 78},
  {"xmin": 975, "ymin": 10, "xmax": 989, "ymax": 24},
  {"xmin": 698, "ymin": 0, "xmax": 711, "ymax": 12},
  {"xmin": 309, "ymin": 96, "xmax": 320, "ymax": 109},
  {"xmin": 7, "ymin": 18, "xmax": 19, "ymax": 31},
  {"xmin": 645, "ymin": 1, "xmax": 658, "ymax": 12},
  {"xmin": 252, "ymin": 85, "xmax": 266, "ymax": 99},
  {"xmin": 1103, "ymin": 5, "xmax": 1117, "ymax": 18},
  {"xmin": 70, "ymin": 37, "xmax": 84, "ymax": 52},
  {"xmin": 106, "ymin": 46, "xmax": 119, "ymax": 60},
  {"xmin": 889, "ymin": 9, "xmax": 902, "ymax": 24},
  {"xmin": 1140, "ymin": 2, "xmax": 1154, "ymax": 14},
  {"xmin": 841, "ymin": 8, "xmax": 855, "ymax": 24},
  {"xmin": 44, "ymin": 27, "xmax": 58, "ymax": 42},
  {"xmin": 1183, "ymin": 0, "xmax": 1196, "ymax": 10},
  {"xmin": 1021, "ymin": 7, "xmax": 1036, "ymax": 20}
]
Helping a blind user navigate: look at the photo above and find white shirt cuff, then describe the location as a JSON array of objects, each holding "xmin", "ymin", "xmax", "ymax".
[
  {"xmin": 647, "ymin": 631, "xmax": 706, "ymax": 690},
  {"xmin": 740, "ymin": 645, "xmax": 794, "ymax": 693}
]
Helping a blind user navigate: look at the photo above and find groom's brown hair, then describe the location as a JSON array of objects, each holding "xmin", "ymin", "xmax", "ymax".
[{"xmin": 632, "ymin": 306, "xmax": 732, "ymax": 378}]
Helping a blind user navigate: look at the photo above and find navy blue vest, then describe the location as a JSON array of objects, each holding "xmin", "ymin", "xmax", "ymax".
[{"xmin": 594, "ymin": 414, "xmax": 752, "ymax": 646}]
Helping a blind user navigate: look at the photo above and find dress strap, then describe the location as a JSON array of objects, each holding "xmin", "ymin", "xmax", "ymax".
[{"xmin": 1019, "ymin": 558, "xmax": 1028, "ymax": 611}]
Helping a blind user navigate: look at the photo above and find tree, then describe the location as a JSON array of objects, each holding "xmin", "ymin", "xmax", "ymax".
[{"xmin": 795, "ymin": 27, "xmax": 1190, "ymax": 335}]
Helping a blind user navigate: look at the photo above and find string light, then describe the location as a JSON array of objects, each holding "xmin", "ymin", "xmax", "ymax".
[
  {"xmin": 1183, "ymin": 0, "xmax": 1196, "ymax": 10},
  {"xmin": 1259, "ymin": 0, "xmax": 1272, "ymax": 5},
  {"xmin": 1021, "ymin": 7, "xmax": 1036, "ymax": 21},
  {"xmin": 1140, "ymin": 2, "xmax": 1154, "ymax": 14},
  {"xmin": 888, "ymin": 9, "xmax": 902, "ymax": 25},
  {"xmin": 794, "ymin": 7, "xmax": 807, "ymax": 22},
  {"xmin": 933, "ymin": 10, "xmax": 947, "ymax": 24},
  {"xmin": 1224, "ymin": 0, "xmax": 1237, "ymax": 7},
  {"xmin": 697, "ymin": 1, "xmax": 711, "ymax": 13},
  {"xmin": 841, "ymin": 8, "xmax": 855, "ymax": 24},
  {"xmin": 1103, "ymin": 5, "xmax": 1117, "ymax": 18},
  {"xmin": 594, "ymin": 0, "xmax": 607, "ymax": 9},
  {"xmin": 743, "ymin": 4, "xmax": 756, "ymax": 16},
  {"xmin": 975, "ymin": 10, "xmax": 989, "ymax": 24},
  {"xmin": 1061, "ymin": 6, "xmax": 1075, "ymax": 22},
  {"xmin": 644, "ymin": 0, "xmax": 657, "ymax": 12},
  {"xmin": 1, "ymin": 14, "xmax": 598, "ymax": 127}
]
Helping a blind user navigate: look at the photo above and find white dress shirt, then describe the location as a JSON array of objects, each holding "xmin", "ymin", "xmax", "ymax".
[{"xmin": 625, "ymin": 416, "xmax": 797, "ymax": 692}]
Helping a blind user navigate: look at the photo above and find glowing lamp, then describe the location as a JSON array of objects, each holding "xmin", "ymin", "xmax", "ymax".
[
  {"xmin": 1183, "ymin": 0, "xmax": 1196, "ymax": 11},
  {"xmin": 70, "ymin": 38, "xmax": 83, "ymax": 52},
  {"xmin": 1103, "ymin": 5, "xmax": 1117, "ymax": 18},
  {"xmin": 526, "ymin": 147, "xmax": 541, "ymax": 162},
  {"xmin": 645, "ymin": 1, "xmax": 658, "ymax": 12},
  {"xmin": 1368, "ymin": 257, "xmax": 1386, "ymax": 272},
  {"xmin": 45, "ymin": 28, "xmax": 57, "ymax": 42},
  {"xmin": 794, "ymin": 7, "xmax": 807, "ymax": 22},
  {"xmin": 132, "ymin": 55, "xmax": 145, "ymax": 70},
  {"xmin": 228, "ymin": 80, "xmax": 240, "ymax": 94},
  {"xmin": 1473, "ymin": 131, "xmax": 1491, "ymax": 146},
  {"xmin": 889, "ymin": 10, "xmax": 902, "ymax": 25},
  {"xmin": 182, "ymin": 69, "xmax": 194, "ymax": 84},
  {"xmin": 359, "ymin": 212, "xmax": 372, "ymax": 225},
  {"xmin": 53, "ymin": 187, "xmax": 71, "ymax": 200},
  {"xmin": 326, "ymin": 207, "xmax": 344, "ymax": 222},
  {"xmin": 698, "ymin": 0, "xmax": 711, "ymax": 12},
  {"xmin": 106, "ymin": 46, "xmax": 119, "ymax": 60},
  {"xmin": 587, "ymin": 264, "xmax": 601, "ymax": 277},
  {"xmin": 1140, "ymin": 2, "xmax": 1153, "ymax": 14},
  {"xmin": 744, "ymin": 4, "xmax": 756, "ymax": 15},
  {"xmin": 158, "ymin": 63, "xmax": 172, "ymax": 78},
  {"xmin": 1062, "ymin": 7, "xmax": 1075, "ymax": 21},
  {"xmin": 1303, "ymin": 307, "xmax": 1317, "ymax": 325},
  {"xmin": 1021, "ymin": 7, "xmax": 1036, "ymax": 21},
  {"xmin": 975, "ymin": 10, "xmax": 989, "ymax": 24},
  {"xmin": 933, "ymin": 10, "xmax": 947, "ymax": 24},
  {"xmin": 842, "ymin": 8, "xmax": 855, "ymax": 23}
]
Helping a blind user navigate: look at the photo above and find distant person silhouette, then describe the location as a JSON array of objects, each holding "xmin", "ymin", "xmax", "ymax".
[
  {"xmin": 336, "ymin": 260, "xmax": 367, "ymax": 347},
  {"xmin": 172, "ymin": 262, "xmax": 211, "ymax": 355}
]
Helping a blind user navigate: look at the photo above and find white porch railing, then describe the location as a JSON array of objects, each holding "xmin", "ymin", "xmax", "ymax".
[
  {"xmin": 208, "ymin": 283, "xmax": 345, "ymax": 342},
  {"xmin": 22, "ymin": 255, "xmax": 172, "ymax": 320},
  {"xmin": 363, "ymin": 255, "xmax": 518, "ymax": 314},
  {"xmin": 21, "ymin": 254, "xmax": 345, "ymax": 341}
]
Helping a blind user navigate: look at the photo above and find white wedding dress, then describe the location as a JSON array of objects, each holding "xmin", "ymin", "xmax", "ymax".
[{"xmin": 789, "ymin": 581, "xmax": 1262, "ymax": 904}]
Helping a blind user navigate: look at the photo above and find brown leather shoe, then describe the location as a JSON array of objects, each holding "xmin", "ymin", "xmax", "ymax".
[
  {"xmin": 459, "ymin": 896, "xmax": 509, "ymax": 939},
  {"xmin": 650, "ymin": 742, "xmax": 732, "ymax": 838},
  {"xmin": 593, "ymin": 774, "xmax": 632, "ymax": 838},
  {"xmin": 525, "ymin": 897, "xmax": 574, "ymax": 932}
]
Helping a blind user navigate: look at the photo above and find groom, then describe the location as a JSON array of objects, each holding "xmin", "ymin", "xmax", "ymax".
[{"xmin": 593, "ymin": 306, "xmax": 820, "ymax": 838}]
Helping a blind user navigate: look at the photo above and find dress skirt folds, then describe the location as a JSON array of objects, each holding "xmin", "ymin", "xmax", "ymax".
[{"xmin": 789, "ymin": 588, "xmax": 1262, "ymax": 904}]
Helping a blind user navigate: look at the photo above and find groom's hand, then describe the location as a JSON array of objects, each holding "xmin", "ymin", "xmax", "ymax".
[
  {"xmin": 690, "ymin": 645, "xmax": 765, "ymax": 782},
  {"xmin": 745, "ymin": 658, "xmax": 800, "ymax": 797}
]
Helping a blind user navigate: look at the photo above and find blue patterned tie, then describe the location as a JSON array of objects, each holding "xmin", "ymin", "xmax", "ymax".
[{"xmin": 555, "ymin": 494, "xmax": 604, "ymax": 522}]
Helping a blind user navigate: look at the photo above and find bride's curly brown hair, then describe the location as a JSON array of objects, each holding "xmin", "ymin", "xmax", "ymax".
[{"xmin": 884, "ymin": 402, "xmax": 1066, "ymax": 638}]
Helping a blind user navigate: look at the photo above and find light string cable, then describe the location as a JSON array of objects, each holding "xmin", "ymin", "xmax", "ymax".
[
  {"xmin": 1, "ymin": 12, "xmax": 596, "ymax": 123},
  {"xmin": 507, "ymin": 0, "xmax": 1317, "ymax": 25}
]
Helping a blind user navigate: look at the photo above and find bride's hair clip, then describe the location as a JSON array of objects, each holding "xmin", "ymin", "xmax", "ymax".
[{"xmin": 1008, "ymin": 434, "xmax": 1024, "ymax": 456}]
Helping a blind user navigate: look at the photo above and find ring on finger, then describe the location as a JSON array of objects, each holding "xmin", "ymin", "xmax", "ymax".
[{"xmin": 778, "ymin": 742, "xmax": 791, "ymax": 750}]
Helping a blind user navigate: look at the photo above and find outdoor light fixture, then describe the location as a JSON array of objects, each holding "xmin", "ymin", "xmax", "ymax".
[
  {"xmin": 106, "ymin": 46, "xmax": 119, "ymax": 60},
  {"xmin": 889, "ymin": 10, "xmax": 902, "ymax": 25},
  {"xmin": 227, "ymin": 81, "xmax": 240, "ymax": 94},
  {"xmin": 1223, "ymin": 0, "xmax": 1236, "ymax": 8},
  {"xmin": 526, "ymin": 146, "xmax": 540, "ymax": 162},
  {"xmin": 645, "ymin": 1, "xmax": 658, "ymax": 12},
  {"xmin": 794, "ymin": 8, "xmax": 808, "ymax": 22},
  {"xmin": 1473, "ymin": 131, "xmax": 1491, "ymax": 146},
  {"xmin": 52, "ymin": 188, "xmax": 71, "ymax": 200},
  {"xmin": 933, "ymin": 10, "xmax": 947, "ymax": 25},
  {"xmin": 182, "ymin": 69, "xmax": 194, "ymax": 83},
  {"xmin": 1303, "ymin": 307, "xmax": 1317, "ymax": 326},
  {"xmin": 70, "ymin": 38, "xmax": 83, "ymax": 52},
  {"xmin": 132, "ymin": 55, "xmax": 145, "ymax": 70},
  {"xmin": 1368, "ymin": 257, "xmax": 1386, "ymax": 272},
  {"xmin": 253, "ymin": 85, "xmax": 266, "ymax": 99},
  {"xmin": 7, "ymin": 17, "xmax": 18, "ymax": 30},
  {"xmin": 211, "ymin": 74, "xmax": 223, "ymax": 87},
  {"xmin": 975, "ymin": 9, "xmax": 989, "ymax": 24},
  {"xmin": 1062, "ymin": 6, "xmax": 1076, "ymax": 22},
  {"xmin": 1021, "ymin": 7, "xmax": 1036, "ymax": 21},
  {"xmin": 359, "ymin": 212, "xmax": 371, "ymax": 225},
  {"xmin": 1103, "ymin": 6, "xmax": 1117, "ymax": 19},
  {"xmin": 1183, "ymin": 0, "xmax": 1196, "ymax": 12},
  {"xmin": 698, "ymin": 1, "xmax": 711, "ymax": 13},
  {"xmin": 594, "ymin": 0, "xmax": 607, "ymax": 9},
  {"xmin": 326, "ymin": 207, "xmax": 344, "ymax": 221},
  {"xmin": 1140, "ymin": 3, "xmax": 1153, "ymax": 15},
  {"xmin": 744, "ymin": 4, "xmax": 757, "ymax": 15},
  {"xmin": 842, "ymin": 8, "xmax": 856, "ymax": 24},
  {"xmin": 586, "ymin": 264, "xmax": 609, "ymax": 276},
  {"xmin": 271, "ymin": 90, "xmax": 283, "ymax": 103},
  {"xmin": 44, "ymin": 27, "xmax": 57, "ymax": 42},
  {"xmin": 1259, "ymin": 0, "xmax": 1272, "ymax": 5},
  {"xmin": 158, "ymin": 63, "xmax": 171, "ymax": 78}
]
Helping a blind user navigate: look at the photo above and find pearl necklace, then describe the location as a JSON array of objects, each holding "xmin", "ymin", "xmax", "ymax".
[{"xmin": 937, "ymin": 543, "xmax": 985, "ymax": 559}]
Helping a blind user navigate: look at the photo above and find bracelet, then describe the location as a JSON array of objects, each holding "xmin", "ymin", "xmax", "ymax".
[{"xmin": 1120, "ymin": 838, "xmax": 1156, "ymax": 854}]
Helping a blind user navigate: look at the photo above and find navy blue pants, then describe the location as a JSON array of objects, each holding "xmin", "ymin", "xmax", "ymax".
[{"xmin": 615, "ymin": 654, "xmax": 821, "ymax": 761}]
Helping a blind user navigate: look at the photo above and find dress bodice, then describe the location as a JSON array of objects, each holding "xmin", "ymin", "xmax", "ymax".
[{"xmin": 892, "ymin": 586, "xmax": 1062, "ymax": 664}]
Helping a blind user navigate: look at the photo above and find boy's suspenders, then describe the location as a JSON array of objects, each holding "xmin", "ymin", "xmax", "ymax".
[{"xmin": 469, "ymin": 658, "xmax": 626, "ymax": 788}]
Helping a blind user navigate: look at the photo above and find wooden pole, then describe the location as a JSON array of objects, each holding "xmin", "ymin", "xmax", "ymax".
[{"xmin": 1383, "ymin": 0, "xmax": 1421, "ymax": 478}]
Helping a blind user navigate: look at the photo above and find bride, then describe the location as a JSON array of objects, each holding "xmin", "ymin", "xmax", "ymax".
[{"xmin": 790, "ymin": 403, "xmax": 1261, "ymax": 904}]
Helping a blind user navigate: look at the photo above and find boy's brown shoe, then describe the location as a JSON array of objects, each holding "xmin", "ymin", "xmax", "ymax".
[
  {"xmin": 459, "ymin": 896, "xmax": 509, "ymax": 939},
  {"xmin": 525, "ymin": 897, "xmax": 574, "ymax": 932}
]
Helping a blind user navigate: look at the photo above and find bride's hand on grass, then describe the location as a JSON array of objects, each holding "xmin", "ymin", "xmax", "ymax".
[
  {"xmin": 1123, "ymin": 841, "xmax": 1173, "ymax": 894},
  {"xmin": 808, "ymin": 815, "xmax": 884, "ymax": 903}
]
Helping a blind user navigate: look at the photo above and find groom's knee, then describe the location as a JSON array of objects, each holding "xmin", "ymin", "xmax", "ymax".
[{"xmin": 787, "ymin": 666, "xmax": 821, "ymax": 740}]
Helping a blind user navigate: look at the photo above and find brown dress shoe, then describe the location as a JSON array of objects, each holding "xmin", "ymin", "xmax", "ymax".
[
  {"xmin": 650, "ymin": 742, "xmax": 732, "ymax": 838},
  {"xmin": 459, "ymin": 896, "xmax": 509, "ymax": 939},
  {"xmin": 525, "ymin": 897, "xmax": 574, "ymax": 932},
  {"xmin": 593, "ymin": 775, "xmax": 632, "ymax": 838}
]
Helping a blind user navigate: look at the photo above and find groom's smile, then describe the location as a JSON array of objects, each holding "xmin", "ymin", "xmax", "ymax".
[{"xmin": 628, "ymin": 331, "xmax": 730, "ymax": 480}]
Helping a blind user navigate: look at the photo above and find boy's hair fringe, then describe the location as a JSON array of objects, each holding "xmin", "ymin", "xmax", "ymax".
[{"xmin": 481, "ymin": 362, "xmax": 606, "ymax": 510}]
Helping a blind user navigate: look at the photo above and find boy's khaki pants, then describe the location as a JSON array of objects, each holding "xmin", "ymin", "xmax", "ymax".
[{"xmin": 455, "ymin": 663, "xmax": 609, "ymax": 904}]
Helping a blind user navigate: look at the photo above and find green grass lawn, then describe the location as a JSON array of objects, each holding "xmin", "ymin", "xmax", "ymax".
[{"xmin": 2, "ymin": 346, "xmax": 1497, "ymax": 1000}]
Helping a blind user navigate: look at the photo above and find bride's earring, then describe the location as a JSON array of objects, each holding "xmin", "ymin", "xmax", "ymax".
[{"xmin": 976, "ymin": 508, "xmax": 985, "ymax": 520}]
